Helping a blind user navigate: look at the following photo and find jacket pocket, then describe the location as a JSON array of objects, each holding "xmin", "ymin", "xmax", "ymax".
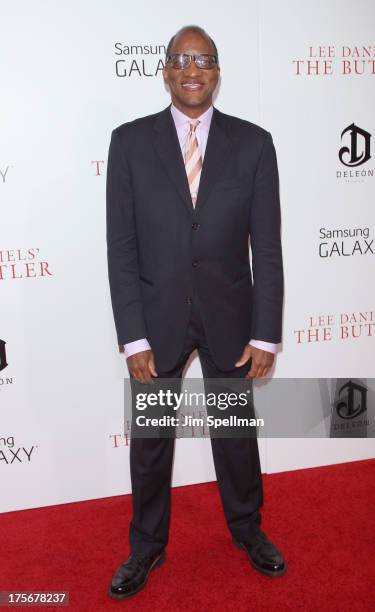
[
  {"xmin": 214, "ymin": 177, "xmax": 243, "ymax": 191},
  {"xmin": 139, "ymin": 274, "xmax": 154, "ymax": 286}
]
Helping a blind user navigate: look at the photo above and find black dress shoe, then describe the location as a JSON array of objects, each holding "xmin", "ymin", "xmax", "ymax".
[
  {"xmin": 233, "ymin": 527, "xmax": 287, "ymax": 577},
  {"xmin": 108, "ymin": 550, "xmax": 165, "ymax": 599}
]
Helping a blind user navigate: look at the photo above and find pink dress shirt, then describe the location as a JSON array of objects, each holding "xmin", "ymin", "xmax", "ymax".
[{"xmin": 123, "ymin": 104, "xmax": 277, "ymax": 358}]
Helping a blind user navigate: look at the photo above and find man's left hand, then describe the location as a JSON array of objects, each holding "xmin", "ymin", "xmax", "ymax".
[{"xmin": 235, "ymin": 344, "xmax": 275, "ymax": 378}]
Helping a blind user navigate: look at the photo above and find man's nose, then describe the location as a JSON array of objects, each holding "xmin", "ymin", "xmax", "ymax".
[{"xmin": 184, "ymin": 59, "xmax": 203, "ymax": 77}]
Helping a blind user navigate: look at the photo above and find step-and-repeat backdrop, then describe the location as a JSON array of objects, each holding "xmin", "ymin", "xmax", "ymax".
[{"xmin": 1, "ymin": 0, "xmax": 374, "ymax": 512}]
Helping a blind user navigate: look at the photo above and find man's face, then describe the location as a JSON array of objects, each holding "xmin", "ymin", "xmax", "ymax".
[{"xmin": 163, "ymin": 30, "xmax": 220, "ymax": 117}]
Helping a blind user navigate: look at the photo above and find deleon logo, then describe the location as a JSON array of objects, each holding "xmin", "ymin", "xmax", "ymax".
[
  {"xmin": 0, "ymin": 339, "xmax": 7, "ymax": 372},
  {"xmin": 339, "ymin": 123, "xmax": 371, "ymax": 167},
  {"xmin": 334, "ymin": 380, "xmax": 367, "ymax": 419}
]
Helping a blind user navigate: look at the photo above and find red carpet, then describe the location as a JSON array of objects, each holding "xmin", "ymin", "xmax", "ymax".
[{"xmin": 1, "ymin": 459, "xmax": 374, "ymax": 611}]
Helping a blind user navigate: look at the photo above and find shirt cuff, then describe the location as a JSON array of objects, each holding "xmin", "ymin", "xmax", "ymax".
[
  {"xmin": 249, "ymin": 339, "xmax": 277, "ymax": 354},
  {"xmin": 124, "ymin": 338, "xmax": 151, "ymax": 358}
]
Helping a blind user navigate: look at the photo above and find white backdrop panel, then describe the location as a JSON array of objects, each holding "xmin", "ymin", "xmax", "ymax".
[{"xmin": 1, "ymin": 0, "xmax": 374, "ymax": 513}]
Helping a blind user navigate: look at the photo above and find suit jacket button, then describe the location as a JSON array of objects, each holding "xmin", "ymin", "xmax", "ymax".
[
  {"xmin": 185, "ymin": 297, "xmax": 192, "ymax": 304},
  {"xmin": 192, "ymin": 261, "xmax": 198, "ymax": 267},
  {"xmin": 192, "ymin": 223, "xmax": 200, "ymax": 230}
]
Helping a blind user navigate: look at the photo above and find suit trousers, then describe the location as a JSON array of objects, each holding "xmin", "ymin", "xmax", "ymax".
[{"xmin": 128, "ymin": 291, "xmax": 264, "ymax": 556}]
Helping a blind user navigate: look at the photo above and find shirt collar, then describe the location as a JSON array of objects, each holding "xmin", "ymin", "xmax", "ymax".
[{"xmin": 170, "ymin": 103, "xmax": 213, "ymax": 131}]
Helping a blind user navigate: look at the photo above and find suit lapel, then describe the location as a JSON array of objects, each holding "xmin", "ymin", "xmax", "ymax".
[
  {"xmin": 195, "ymin": 107, "xmax": 233, "ymax": 213},
  {"xmin": 152, "ymin": 105, "xmax": 233, "ymax": 215},
  {"xmin": 153, "ymin": 106, "xmax": 193, "ymax": 214}
]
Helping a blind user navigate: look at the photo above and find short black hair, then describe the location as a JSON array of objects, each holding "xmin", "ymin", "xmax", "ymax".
[{"xmin": 166, "ymin": 25, "xmax": 219, "ymax": 63}]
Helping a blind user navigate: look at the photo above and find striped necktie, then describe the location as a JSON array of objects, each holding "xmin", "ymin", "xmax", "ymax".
[{"xmin": 184, "ymin": 119, "xmax": 202, "ymax": 208}]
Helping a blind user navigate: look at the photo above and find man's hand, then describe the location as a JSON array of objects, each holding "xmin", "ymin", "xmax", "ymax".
[
  {"xmin": 235, "ymin": 344, "xmax": 275, "ymax": 378},
  {"xmin": 127, "ymin": 349, "xmax": 158, "ymax": 384}
]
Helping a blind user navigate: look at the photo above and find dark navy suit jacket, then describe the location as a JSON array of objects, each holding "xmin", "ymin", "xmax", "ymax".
[{"xmin": 106, "ymin": 105, "xmax": 284, "ymax": 371}]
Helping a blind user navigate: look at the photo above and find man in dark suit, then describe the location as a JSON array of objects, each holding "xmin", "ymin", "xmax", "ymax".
[{"xmin": 106, "ymin": 25, "xmax": 285, "ymax": 599}]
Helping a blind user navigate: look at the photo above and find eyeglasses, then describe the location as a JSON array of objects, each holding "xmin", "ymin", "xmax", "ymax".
[{"xmin": 165, "ymin": 53, "xmax": 219, "ymax": 70}]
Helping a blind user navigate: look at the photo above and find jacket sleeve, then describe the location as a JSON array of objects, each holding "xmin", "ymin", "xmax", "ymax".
[
  {"xmin": 249, "ymin": 132, "xmax": 284, "ymax": 343},
  {"xmin": 106, "ymin": 128, "xmax": 148, "ymax": 345}
]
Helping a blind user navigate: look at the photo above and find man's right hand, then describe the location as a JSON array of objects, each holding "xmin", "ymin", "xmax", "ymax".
[{"xmin": 127, "ymin": 349, "xmax": 158, "ymax": 384}]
